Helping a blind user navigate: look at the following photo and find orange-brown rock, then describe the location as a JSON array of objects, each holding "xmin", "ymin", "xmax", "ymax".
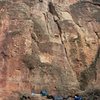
[{"xmin": 0, "ymin": 0, "xmax": 100, "ymax": 99}]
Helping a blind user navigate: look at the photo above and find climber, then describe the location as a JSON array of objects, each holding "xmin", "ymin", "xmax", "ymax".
[
  {"xmin": 74, "ymin": 94, "xmax": 83, "ymax": 100},
  {"xmin": 40, "ymin": 90, "xmax": 48, "ymax": 96}
]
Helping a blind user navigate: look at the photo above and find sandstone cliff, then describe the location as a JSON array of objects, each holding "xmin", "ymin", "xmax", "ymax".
[{"xmin": 0, "ymin": 0, "xmax": 100, "ymax": 99}]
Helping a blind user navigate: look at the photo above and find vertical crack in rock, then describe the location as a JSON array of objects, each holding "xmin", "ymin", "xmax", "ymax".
[
  {"xmin": 46, "ymin": 2, "xmax": 79, "ymax": 94},
  {"xmin": 48, "ymin": 1, "xmax": 72, "ymax": 68},
  {"xmin": 48, "ymin": 2, "xmax": 60, "ymax": 19},
  {"xmin": 95, "ymin": 32, "xmax": 100, "ymax": 39},
  {"xmin": 53, "ymin": 19, "xmax": 72, "ymax": 68}
]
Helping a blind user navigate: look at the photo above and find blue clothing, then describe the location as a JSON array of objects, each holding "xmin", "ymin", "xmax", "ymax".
[
  {"xmin": 74, "ymin": 96, "xmax": 82, "ymax": 100},
  {"xmin": 40, "ymin": 90, "xmax": 48, "ymax": 96}
]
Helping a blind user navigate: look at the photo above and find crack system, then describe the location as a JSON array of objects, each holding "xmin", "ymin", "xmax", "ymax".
[
  {"xmin": 47, "ymin": 1, "xmax": 73, "ymax": 68},
  {"xmin": 53, "ymin": 18, "xmax": 72, "ymax": 68}
]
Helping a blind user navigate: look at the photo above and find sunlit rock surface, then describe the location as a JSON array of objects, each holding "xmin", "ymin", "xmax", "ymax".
[{"xmin": 0, "ymin": 0, "xmax": 100, "ymax": 99}]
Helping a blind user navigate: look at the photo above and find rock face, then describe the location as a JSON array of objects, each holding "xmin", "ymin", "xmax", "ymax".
[{"xmin": 0, "ymin": 0, "xmax": 100, "ymax": 99}]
